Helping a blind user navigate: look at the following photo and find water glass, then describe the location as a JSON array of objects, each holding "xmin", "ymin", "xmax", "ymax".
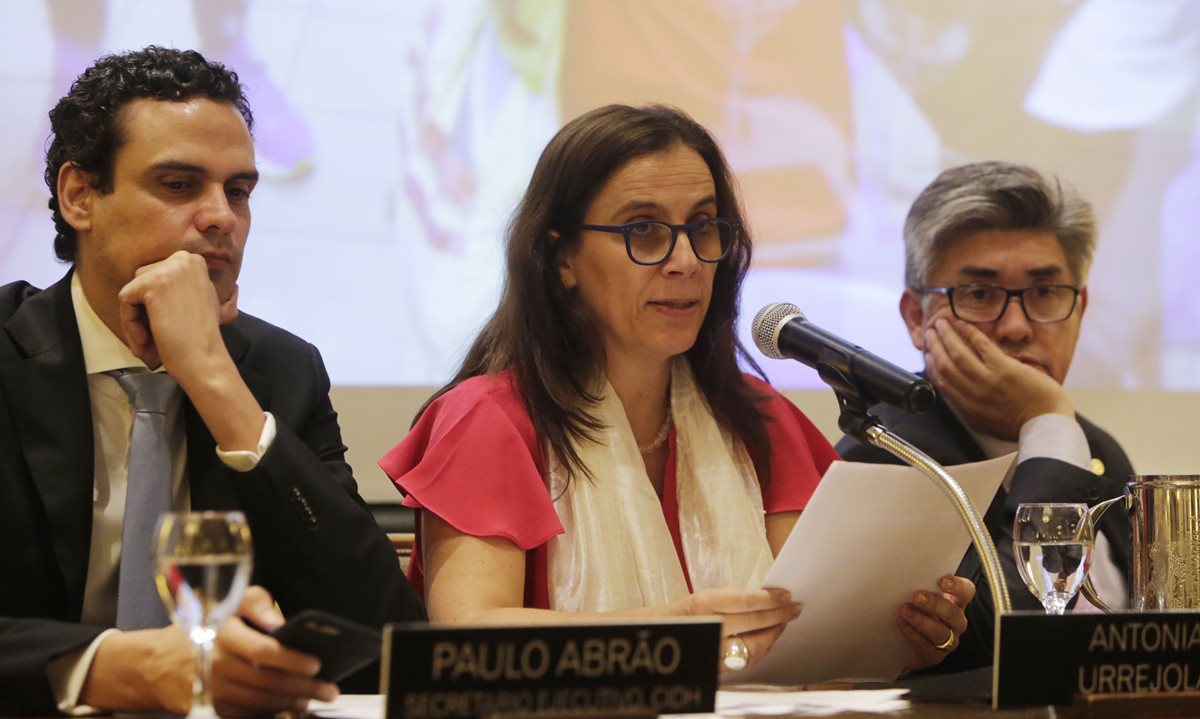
[
  {"xmin": 1013, "ymin": 503, "xmax": 1095, "ymax": 615},
  {"xmin": 155, "ymin": 511, "xmax": 253, "ymax": 718}
]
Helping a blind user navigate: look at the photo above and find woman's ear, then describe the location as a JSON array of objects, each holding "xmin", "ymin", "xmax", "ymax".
[{"xmin": 552, "ymin": 230, "xmax": 578, "ymax": 290}]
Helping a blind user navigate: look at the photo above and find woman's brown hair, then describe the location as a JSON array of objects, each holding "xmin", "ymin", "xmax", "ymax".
[{"xmin": 420, "ymin": 104, "xmax": 772, "ymax": 483}]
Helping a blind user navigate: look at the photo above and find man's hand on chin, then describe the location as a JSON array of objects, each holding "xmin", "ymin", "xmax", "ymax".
[
  {"xmin": 116, "ymin": 250, "xmax": 235, "ymax": 376},
  {"xmin": 923, "ymin": 318, "xmax": 1074, "ymax": 441},
  {"xmin": 116, "ymin": 249, "xmax": 264, "ymax": 452}
]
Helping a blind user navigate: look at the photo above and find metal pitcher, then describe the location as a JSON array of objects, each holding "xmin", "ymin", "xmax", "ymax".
[{"xmin": 1082, "ymin": 475, "xmax": 1200, "ymax": 612}]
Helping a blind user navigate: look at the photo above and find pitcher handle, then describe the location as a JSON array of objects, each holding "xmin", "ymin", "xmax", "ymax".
[
  {"xmin": 1080, "ymin": 575, "xmax": 1115, "ymax": 613},
  {"xmin": 1078, "ymin": 495, "xmax": 1125, "ymax": 613}
]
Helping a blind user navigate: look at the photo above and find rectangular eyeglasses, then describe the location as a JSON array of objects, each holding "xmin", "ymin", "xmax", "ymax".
[
  {"xmin": 578, "ymin": 218, "xmax": 738, "ymax": 266},
  {"xmin": 920, "ymin": 284, "xmax": 1081, "ymax": 323}
]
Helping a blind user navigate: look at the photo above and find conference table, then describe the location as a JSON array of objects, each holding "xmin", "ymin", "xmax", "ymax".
[
  {"xmin": 19, "ymin": 657, "xmax": 1186, "ymax": 718},
  {"xmin": 0, "ymin": 704, "xmax": 1152, "ymax": 718},
  {"xmin": 295, "ymin": 685, "xmax": 1188, "ymax": 719},
  {"xmin": 310, "ymin": 702, "xmax": 1040, "ymax": 717},
  {"xmin": 6, "ymin": 689, "xmax": 1178, "ymax": 718},
  {"xmin": 284, "ymin": 650, "xmax": 1200, "ymax": 719},
  {"xmin": 307, "ymin": 696, "xmax": 1040, "ymax": 718},
  {"xmin": 298, "ymin": 699, "xmax": 1165, "ymax": 718}
]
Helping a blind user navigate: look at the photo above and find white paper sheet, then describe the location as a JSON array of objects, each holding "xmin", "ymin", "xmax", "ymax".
[
  {"xmin": 730, "ymin": 453, "xmax": 1014, "ymax": 685},
  {"xmin": 712, "ymin": 688, "xmax": 911, "ymax": 716},
  {"xmin": 310, "ymin": 694, "xmax": 385, "ymax": 719}
]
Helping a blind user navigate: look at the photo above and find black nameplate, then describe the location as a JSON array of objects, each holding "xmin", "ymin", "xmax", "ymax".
[
  {"xmin": 994, "ymin": 611, "xmax": 1200, "ymax": 708},
  {"xmin": 382, "ymin": 619, "xmax": 720, "ymax": 719}
]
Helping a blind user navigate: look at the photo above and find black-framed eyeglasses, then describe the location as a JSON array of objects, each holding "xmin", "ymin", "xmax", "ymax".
[
  {"xmin": 578, "ymin": 218, "xmax": 738, "ymax": 266},
  {"xmin": 919, "ymin": 283, "xmax": 1081, "ymax": 324}
]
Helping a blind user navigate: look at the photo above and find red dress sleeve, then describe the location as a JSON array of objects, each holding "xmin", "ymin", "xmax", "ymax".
[
  {"xmin": 744, "ymin": 374, "xmax": 840, "ymax": 514},
  {"xmin": 377, "ymin": 374, "xmax": 564, "ymax": 550}
]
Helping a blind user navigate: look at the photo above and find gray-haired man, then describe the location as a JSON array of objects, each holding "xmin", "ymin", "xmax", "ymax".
[{"xmin": 838, "ymin": 162, "xmax": 1132, "ymax": 671}]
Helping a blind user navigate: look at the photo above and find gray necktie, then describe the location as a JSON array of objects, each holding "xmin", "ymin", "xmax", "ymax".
[{"xmin": 112, "ymin": 371, "xmax": 179, "ymax": 630}]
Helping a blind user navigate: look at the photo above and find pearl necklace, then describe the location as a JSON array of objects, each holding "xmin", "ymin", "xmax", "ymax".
[{"xmin": 638, "ymin": 410, "xmax": 673, "ymax": 454}]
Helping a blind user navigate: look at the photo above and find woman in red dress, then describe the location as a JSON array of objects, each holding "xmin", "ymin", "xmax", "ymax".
[{"xmin": 381, "ymin": 104, "xmax": 971, "ymax": 673}]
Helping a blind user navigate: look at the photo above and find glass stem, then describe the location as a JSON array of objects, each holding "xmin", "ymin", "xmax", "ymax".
[
  {"xmin": 1043, "ymin": 593, "xmax": 1071, "ymax": 616},
  {"xmin": 190, "ymin": 635, "xmax": 217, "ymax": 718}
]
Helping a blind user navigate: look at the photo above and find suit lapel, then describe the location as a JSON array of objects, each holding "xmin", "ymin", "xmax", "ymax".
[
  {"xmin": 221, "ymin": 320, "xmax": 272, "ymax": 409},
  {"xmin": 929, "ymin": 398, "xmax": 989, "ymax": 465},
  {"xmin": 887, "ymin": 395, "xmax": 988, "ymax": 467},
  {"xmin": 0, "ymin": 274, "xmax": 95, "ymax": 614},
  {"xmin": 186, "ymin": 320, "xmax": 272, "ymax": 510}
]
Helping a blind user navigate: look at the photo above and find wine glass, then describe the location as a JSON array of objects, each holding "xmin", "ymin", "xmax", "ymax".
[
  {"xmin": 155, "ymin": 511, "xmax": 253, "ymax": 718},
  {"xmin": 1013, "ymin": 503, "xmax": 1094, "ymax": 615}
]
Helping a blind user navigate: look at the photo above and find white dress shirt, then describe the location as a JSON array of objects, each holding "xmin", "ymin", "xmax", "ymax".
[
  {"xmin": 72, "ymin": 275, "xmax": 190, "ymax": 627},
  {"xmin": 48, "ymin": 274, "xmax": 277, "ymax": 714}
]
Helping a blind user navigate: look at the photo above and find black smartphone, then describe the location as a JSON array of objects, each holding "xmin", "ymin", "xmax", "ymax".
[{"xmin": 260, "ymin": 609, "xmax": 382, "ymax": 683}]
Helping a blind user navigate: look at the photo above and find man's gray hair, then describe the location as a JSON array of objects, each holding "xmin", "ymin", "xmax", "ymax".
[{"xmin": 903, "ymin": 161, "xmax": 1096, "ymax": 289}]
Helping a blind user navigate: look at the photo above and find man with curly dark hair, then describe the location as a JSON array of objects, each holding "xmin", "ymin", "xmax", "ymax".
[{"xmin": 0, "ymin": 46, "xmax": 422, "ymax": 715}]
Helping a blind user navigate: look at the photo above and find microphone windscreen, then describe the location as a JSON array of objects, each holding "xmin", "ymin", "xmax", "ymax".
[{"xmin": 751, "ymin": 302, "xmax": 803, "ymax": 359}]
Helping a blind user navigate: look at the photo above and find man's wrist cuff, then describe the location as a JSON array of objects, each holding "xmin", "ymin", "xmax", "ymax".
[
  {"xmin": 1017, "ymin": 413, "xmax": 1090, "ymax": 469},
  {"xmin": 215, "ymin": 412, "xmax": 277, "ymax": 472}
]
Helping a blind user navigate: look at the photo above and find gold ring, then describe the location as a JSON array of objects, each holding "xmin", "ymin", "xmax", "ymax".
[
  {"xmin": 934, "ymin": 628, "xmax": 955, "ymax": 651},
  {"xmin": 722, "ymin": 635, "xmax": 750, "ymax": 670}
]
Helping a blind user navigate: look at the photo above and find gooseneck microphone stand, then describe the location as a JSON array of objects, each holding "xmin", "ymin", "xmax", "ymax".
[{"xmin": 820, "ymin": 352, "xmax": 1013, "ymax": 616}]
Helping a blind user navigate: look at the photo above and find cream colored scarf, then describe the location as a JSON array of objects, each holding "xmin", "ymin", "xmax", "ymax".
[{"xmin": 547, "ymin": 359, "xmax": 773, "ymax": 612}]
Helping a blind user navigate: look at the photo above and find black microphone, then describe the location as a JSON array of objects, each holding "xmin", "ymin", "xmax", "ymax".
[{"xmin": 751, "ymin": 302, "xmax": 935, "ymax": 414}]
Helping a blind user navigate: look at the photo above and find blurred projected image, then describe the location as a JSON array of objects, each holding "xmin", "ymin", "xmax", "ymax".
[{"xmin": 2, "ymin": 0, "xmax": 1197, "ymax": 389}]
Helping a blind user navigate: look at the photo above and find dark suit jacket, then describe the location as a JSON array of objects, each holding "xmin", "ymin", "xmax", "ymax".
[
  {"xmin": 0, "ymin": 273, "xmax": 424, "ymax": 714},
  {"xmin": 835, "ymin": 396, "xmax": 1133, "ymax": 672}
]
